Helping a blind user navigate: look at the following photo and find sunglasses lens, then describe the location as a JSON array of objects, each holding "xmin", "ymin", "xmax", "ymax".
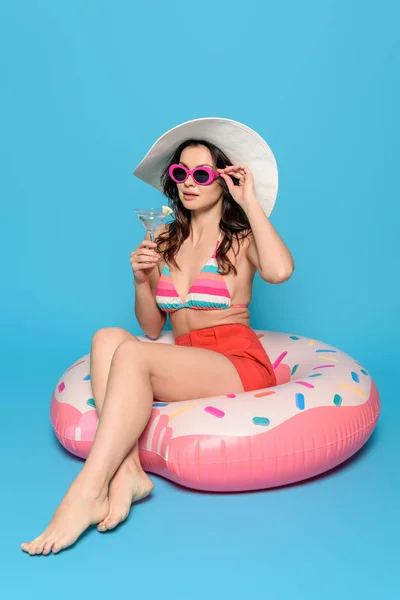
[
  {"xmin": 171, "ymin": 167, "xmax": 187, "ymax": 182},
  {"xmin": 193, "ymin": 169, "xmax": 211, "ymax": 184}
]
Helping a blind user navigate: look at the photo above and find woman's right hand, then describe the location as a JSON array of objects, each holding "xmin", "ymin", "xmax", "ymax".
[{"xmin": 130, "ymin": 240, "xmax": 161, "ymax": 284}]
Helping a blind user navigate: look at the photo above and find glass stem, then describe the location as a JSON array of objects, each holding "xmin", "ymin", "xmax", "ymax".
[{"xmin": 150, "ymin": 231, "xmax": 155, "ymax": 242}]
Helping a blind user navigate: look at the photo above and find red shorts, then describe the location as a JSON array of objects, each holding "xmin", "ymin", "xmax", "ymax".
[{"xmin": 174, "ymin": 323, "xmax": 276, "ymax": 392}]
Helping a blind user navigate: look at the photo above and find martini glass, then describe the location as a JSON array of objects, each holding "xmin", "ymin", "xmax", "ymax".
[{"xmin": 135, "ymin": 207, "xmax": 169, "ymax": 242}]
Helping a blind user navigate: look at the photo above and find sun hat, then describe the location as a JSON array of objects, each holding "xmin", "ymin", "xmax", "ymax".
[{"xmin": 133, "ymin": 117, "xmax": 279, "ymax": 217}]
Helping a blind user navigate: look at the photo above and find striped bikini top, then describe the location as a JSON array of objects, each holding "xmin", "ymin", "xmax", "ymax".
[{"xmin": 155, "ymin": 231, "xmax": 248, "ymax": 313}]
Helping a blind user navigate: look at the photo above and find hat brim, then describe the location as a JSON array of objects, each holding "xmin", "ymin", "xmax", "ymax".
[{"xmin": 133, "ymin": 117, "xmax": 279, "ymax": 217}]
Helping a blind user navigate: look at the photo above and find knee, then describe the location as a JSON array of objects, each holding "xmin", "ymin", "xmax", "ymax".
[
  {"xmin": 91, "ymin": 327, "xmax": 134, "ymax": 349},
  {"xmin": 112, "ymin": 338, "xmax": 144, "ymax": 362}
]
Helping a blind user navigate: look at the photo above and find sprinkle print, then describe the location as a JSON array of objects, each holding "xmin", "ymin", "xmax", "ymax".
[
  {"xmin": 295, "ymin": 381, "xmax": 315, "ymax": 389},
  {"xmin": 67, "ymin": 360, "xmax": 85, "ymax": 372},
  {"xmin": 333, "ymin": 394, "xmax": 342, "ymax": 406},
  {"xmin": 317, "ymin": 355, "xmax": 340, "ymax": 362},
  {"xmin": 273, "ymin": 351, "xmax": 288, "ymax": 369},
  {"xmin": 169, "ymin": 404, "xmax": 196, "ymax": 420},
  {"xmin": 252, "ymin": 417, "xmax": 270, "ymax": 426},
  {"xmin": 291, "ymin": 364, "xmax": 299, "ymax": 376},
  {"xmin": 295, "ymin": 393, "xmax": 305, "ymax": 410},
  {"xmin": 254, "ymin": 390, "xmax": 276, "ymax": 398},
  {"xmin": 65, "ymin": 337, "xmax": 370, "ymax": 435},
  {"xmin": 204, "ymin": 406, "xmax": 225, "ymax": 418},
  {"xmin": 339, "ymin": 382, "xmax": 365, "ymax": 398}
]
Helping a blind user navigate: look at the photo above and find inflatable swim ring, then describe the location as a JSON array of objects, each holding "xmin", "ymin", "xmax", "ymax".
[{"xmin": 51, "ymin": 330, "xmax": 380, "ymax": 492}]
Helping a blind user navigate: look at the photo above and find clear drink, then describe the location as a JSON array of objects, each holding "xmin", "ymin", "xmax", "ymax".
[{"xmin": 135, "ymin": 206, "xmax": 172, "ymax": 241}]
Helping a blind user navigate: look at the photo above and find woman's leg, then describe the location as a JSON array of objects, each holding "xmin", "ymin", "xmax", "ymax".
[
  {"xmin": 90, "ymin": 328, "xmax": 154, "ymax": 532},
  {"xmin": 21, "ymin": 338, "xmax": 244, "ymax": 555}
]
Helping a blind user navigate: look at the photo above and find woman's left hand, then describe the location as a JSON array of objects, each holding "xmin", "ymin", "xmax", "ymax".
[{"xmin": 217, "ymin": 165, "xmax": 257, "ymax": 208}]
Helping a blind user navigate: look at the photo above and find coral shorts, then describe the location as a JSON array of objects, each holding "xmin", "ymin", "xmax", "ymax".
[{"xmin": 174, "ymin": 323, "xmax": 276, "ymax": 393}]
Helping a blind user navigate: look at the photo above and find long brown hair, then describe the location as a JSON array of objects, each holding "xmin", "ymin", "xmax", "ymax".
[{"xmin": 155, "ymin": 139, "xmax": 252, "ymax": 276}]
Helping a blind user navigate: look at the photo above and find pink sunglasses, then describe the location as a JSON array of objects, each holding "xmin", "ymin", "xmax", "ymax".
[{"xmin": 168, "ymin": 164, "xmax": 220, "ymax": 185}]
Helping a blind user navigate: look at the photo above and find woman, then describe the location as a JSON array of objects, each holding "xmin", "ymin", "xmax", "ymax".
[{"xmin": 21, "ymin": 118, "xmax": 294, "ymax": 555}]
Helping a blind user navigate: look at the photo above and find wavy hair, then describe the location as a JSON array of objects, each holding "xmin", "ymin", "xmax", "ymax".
[{"xmin": 155, "ymin": 139, "xmax": 252, "ymax": 276}]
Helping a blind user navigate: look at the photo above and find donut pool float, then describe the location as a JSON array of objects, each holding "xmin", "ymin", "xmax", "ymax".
[{"xmin": 51, "ymin": 330, "xmax": 380, "ymax": 492}]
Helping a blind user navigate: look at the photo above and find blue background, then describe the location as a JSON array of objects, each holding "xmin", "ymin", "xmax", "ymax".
[{"xmin": 1, "ymin": 1, "xmax": 398, "ymax": 598}]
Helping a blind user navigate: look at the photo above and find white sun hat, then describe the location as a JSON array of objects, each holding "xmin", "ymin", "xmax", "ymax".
[{"xmin": 133, "ymin": 117, "xmax": 279, "ymax": 217}]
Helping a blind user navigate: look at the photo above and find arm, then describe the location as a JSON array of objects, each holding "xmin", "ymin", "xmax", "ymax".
[
  {"xmin": 244, "ymin": 201, "xmax": 295, "ymax": 284},
  {"xmin": 217, "ymin": 164, "xmax": 294, "ymax": 284},
  {"xmin": 134, "ymin": 225, "xmax": 167, "ymax": 339}
]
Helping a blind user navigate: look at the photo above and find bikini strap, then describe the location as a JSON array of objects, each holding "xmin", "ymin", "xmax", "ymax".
[{"xmin": 212, "ymin": 230, "xmax": 224, "ymax": 258}]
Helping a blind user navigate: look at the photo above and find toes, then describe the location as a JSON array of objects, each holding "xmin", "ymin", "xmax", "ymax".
[
  {"xmin": 21, "ymin": 538, "xmax": 43, "ymax": 555},
  {"xmin": 35, "ymin": 539, "xmax": 47, "ymax": 555},
  {"xmin": 21, "ymin": 534, "xmax": 62, "ymax": 556},
  {"xmin": 30, "ymin": 543, "xmax": 40, "ymax": 556},
  {"xmin": 105, "ymin": 510, "xmax": 129, "ymax": 530},
  {"xmin": 32, "ymin": 542, "xmax": 44, "ymax": 555},
  {"xmin": 97, "ymin": 521, "xmax": 107, "ymax": 533},
  {"xmin": 21, "ymin": 536, "xmax": 39, "ymax": 553},
  {"xmin": 98, "ymin": 516, "xmax": 117, "ymax": 531},
  {"xmin": 97, "ymin": 508, "xmax": 113, "ymax": 532},
  {"xmin": 97, "ymin": 506, "xmax": 130, "ymax": 533},
  {"xmin": 42, "ymin": 540, "xmax": 54, "ymax": 555},
  {"xmin": 21, "ymin": 529, "xmax": 57, "ymax": 555}
]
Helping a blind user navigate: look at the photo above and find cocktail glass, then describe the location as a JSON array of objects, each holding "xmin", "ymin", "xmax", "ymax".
[{"xmin": 135, "ymin": 207, "xmax": 169, "ymax": 242}]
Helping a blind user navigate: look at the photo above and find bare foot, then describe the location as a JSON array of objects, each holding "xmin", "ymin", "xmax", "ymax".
[
  {"xmin": 97, "ymin": 455, "xmax": 154, "ymax": 532},
  {"xmin": 21, "ymin": 478, "xmax": 110, "ymax": 555}
]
